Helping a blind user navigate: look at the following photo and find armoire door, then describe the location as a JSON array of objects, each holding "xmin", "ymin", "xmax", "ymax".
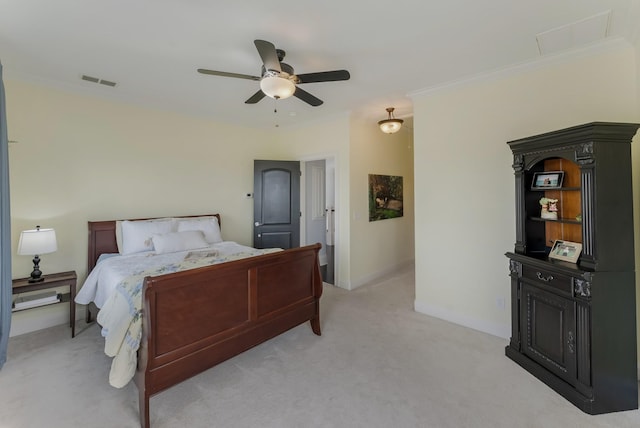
[{"xmin": 521, "ymin": 283, "xmax": 577, "ymax": 386}]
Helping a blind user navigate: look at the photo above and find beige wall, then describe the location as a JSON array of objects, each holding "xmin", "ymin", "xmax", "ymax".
[
  {"xmin": 7, "ymin": 79, "xmax": 415, "ymax": 335},
  {"xmin": 632, "ymin": 34, "xmax": 640, "ymax": 372},
  {"xmin": 269, "ymin": 113, "xmax": 415, "ymax": 290},
  {"xmin": 411, "ymin": 42, "xmax": 640, "ymax": 342},
  {"xmin": 7, "ymin": 79, "xmax": 279, "ymax": 335},
  {"xmin": 270, "ymin": 115, "xmax": 353, "ymax": 287},
  {"xmin": 348, "ymin": 115, "xmax": 414, "ymax": 287}
]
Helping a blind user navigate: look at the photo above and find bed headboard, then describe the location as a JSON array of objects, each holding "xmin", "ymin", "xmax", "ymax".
[{"xmin": 87, "ymin": 214, "xmax": 221, "ymax": 272}]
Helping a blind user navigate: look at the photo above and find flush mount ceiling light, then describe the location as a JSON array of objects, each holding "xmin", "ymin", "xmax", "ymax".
[
  {"xmin": 259, "ymin": 72, "xmax": 296, "ymax": 100},
  {"xmin": 378, "ymin": 107, "xmax": 403, "ymax": 134}
]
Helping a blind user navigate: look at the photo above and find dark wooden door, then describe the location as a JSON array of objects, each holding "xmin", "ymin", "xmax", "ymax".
[
  {"xmin": 521, "ymin": 283, "xmax": 577, "ymax": 386},
  {"xmin": 253, "ymin": 160, "xmax": 300, "ymax": 249}
]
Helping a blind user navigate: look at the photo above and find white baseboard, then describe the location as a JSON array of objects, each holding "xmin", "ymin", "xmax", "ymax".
[
  {"xmin": 414, "ymin": 300, "xmax": 511, "ymax": 340},
  {"xmin": 9, "ymin": 302, "xmax": 85, "ymax": 337},
  {"xmin": 348, "ymin": 260, "xmax": 415, "ymax": 290},
  {"xmin": 9, "ymin": 304, "xmax": 69, "ymax": 337},
  {"xmin": 415, "ymin": 302, "xmax": 640, "ymax": 381}
]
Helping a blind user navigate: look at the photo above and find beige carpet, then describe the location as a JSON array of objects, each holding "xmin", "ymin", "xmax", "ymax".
[{"xmin": 1, "ymin": 266, "xmax": 639, "ymax": 428}]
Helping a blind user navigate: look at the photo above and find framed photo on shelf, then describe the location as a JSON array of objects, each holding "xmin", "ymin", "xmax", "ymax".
[
  {"xmin": 531, "ymin": 171, "xmax": 564, "ymax": 190},
  {"xmin": 549, "ymin": 240, "xmax": 582, "ymax": 263}
]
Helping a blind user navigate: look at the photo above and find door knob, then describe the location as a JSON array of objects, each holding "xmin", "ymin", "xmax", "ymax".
[{"xmin": 254, "ymin": 222, "xmax": 262, "ymax": 227}]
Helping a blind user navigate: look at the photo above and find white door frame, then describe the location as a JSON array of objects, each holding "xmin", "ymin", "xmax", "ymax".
[{"xmin": 299, "ymin": 153, "xmax": 339, "ymax": 286}]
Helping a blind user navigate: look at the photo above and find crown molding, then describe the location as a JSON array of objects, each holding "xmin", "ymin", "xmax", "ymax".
[{"xmin": 409, "ymin": 37, "xmax": 633, "ymax": 99}]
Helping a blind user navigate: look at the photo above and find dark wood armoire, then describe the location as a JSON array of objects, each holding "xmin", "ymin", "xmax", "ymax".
[{"xmin": 505, "ymin": 122, "xmax": 639, "ymax": 414}]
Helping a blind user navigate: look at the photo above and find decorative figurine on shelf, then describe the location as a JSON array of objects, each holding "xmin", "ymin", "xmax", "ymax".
[{"xmin": 539, "ymin": 197, "xmax": 558, "ymax": 220}]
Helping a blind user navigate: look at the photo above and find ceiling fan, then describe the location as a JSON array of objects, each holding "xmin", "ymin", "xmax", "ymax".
[{"xmin": 197, "ymin": 39, "xmax": 350, "ymax": 107}]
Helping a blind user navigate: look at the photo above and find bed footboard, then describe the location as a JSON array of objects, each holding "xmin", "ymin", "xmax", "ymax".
[{"xmin": 134, "ymin": 243, "xmax": 322, "ymax": 428}]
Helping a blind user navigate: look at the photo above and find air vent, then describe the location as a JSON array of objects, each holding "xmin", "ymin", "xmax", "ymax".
[
  {"xmin": 536, "ymin": 11, "xmax": 611, "ymax": 56},
  {"xmin": 81, "ymin": 74, "xmax": 117, "ymax": 87},
  {"xmin": 81, "ymin": 74, "xmax": 99, "ymax": 83}
]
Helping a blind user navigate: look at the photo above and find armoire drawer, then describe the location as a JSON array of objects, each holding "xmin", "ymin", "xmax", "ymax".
[{"xmin": 521, "ymin": 265, "xmax": 573, "ymax": 297}]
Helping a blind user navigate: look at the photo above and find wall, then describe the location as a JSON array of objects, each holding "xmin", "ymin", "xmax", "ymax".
[
  {"xmin": 348, "ymin": 115, "xmax": 414, "ymax": 288},
  {"xmin": 6, "ymin": 78, "xmax": 416, "ymax": 335},
  {"xmin": 6, "ymin": 79, "xmax": 279, "ymax": 335},
  {"xmin": 411, "ymin": 41, "xmax": 639, "ymax": 342},
  {"xmin": 632, "ymin": 31, "xmax": 640, "ymax": 373},
  {"xmin": 252, "ymin": 111, "xmax": 415, "ymax": 290}
]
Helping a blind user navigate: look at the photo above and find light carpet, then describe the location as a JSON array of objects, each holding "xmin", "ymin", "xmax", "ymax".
[{"xmin": 1, "ymin": 266, "xmax": 639, "ymax": 428}]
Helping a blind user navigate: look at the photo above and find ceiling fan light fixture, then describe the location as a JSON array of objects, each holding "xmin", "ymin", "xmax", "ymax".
[
  {"xmin": 197, "ymin": 39, "xmax": 350, "ymax": 106},
  {"xmin": 378, "ymin": 107, "xmax": 404, "ymax": 134},
  {"xmin": 260, "ymin": 75, "xmax": 296, "ymax": 100}
]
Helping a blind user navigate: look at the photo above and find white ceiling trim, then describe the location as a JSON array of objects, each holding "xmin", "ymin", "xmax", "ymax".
[{"xmin": 408, "ymin": 37, "xmax": 631, "ymax": 100}]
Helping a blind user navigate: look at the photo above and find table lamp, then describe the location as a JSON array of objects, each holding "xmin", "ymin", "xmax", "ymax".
[{"xmin": 17, "ymin": 225, "xmax": 58, "ymax": 282}]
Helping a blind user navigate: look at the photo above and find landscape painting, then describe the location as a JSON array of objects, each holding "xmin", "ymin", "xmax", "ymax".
[{"xmin": 369, "ymin": 174, "xmax": 403, "ymax": 221}]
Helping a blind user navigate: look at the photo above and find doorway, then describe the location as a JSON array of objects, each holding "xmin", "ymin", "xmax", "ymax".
[
  {"xmin": 253, "ymin": 157, "xmax": 337, "ymax": 285},
  {"xmin": 303, "ymin": 158, "xmax": 335, "ymax": 284}
]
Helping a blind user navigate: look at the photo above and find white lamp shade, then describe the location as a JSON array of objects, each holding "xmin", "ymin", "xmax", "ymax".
[
  {"xmin": 260, "ymin": 76, "xmax": 296, "ymax": 99},
  {"xmin": 378, "ymin": 119, "xmax": 403, "ymax": 134},
  {"xmin": 378, "ymin": 107, "xmax": 404, "ymax": 134},
  {"xmin": 17, "ymin": 228, "xmax": 58, "ymax": 255}
]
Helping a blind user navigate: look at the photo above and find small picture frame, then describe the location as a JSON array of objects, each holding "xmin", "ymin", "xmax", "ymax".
[
  {"xmin": 531, "ymin": 171, "xmax": 564, "ymax": 190},
  {"xmin": 549, "ymin": 240, "xmax": 582, "ymax": 263}
]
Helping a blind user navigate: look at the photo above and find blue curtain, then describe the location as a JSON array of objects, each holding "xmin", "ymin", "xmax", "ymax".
[{"xmin": 0, "ymin": 61, "xmax": 12, "ymax": 369}]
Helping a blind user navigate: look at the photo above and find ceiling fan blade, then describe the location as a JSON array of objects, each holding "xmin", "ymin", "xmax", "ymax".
[
  {"xmin": 254, "ymin": 39, "xmax": 281, "ymax": 73},
  {"xmin": 296, "ymin": 70, "xmax": 350, "ymax": 84},
  {"xmin": 293, "ymin": 87, "xmax": 323, "ymax": 106},
  {"xmin": 245, "ymin": 90, "xmax": 266, "ymax": 104},
  {"xmin": 197, "ymin": 69, "xmax": 261, "ymax": 81}
]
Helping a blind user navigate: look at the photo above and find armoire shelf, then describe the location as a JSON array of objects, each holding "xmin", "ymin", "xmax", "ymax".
[{"xmin": 529, "ymin": 217, "xmax": 582, "ymax": 224}]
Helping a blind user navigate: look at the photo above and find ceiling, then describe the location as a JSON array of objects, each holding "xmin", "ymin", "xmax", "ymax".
[{"xmin": 1, "ymin": 0, "xmax": 639, "ymax": 130}]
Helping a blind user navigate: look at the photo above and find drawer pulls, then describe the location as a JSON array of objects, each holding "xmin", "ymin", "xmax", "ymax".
[{"xmin": 536, "ymin": 272, "xmax": 554, "ymax": 282}]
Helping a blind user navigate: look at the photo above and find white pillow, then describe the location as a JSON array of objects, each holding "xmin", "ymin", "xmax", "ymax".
[
  {"xmin": 176, "ymin": 216, "xmax": 223, "ymax": 244},
  {"xmin": 120, "ymin": 219, "xmax": 175, "ymax": 255},
  {"xmin": 115, "ymin": 221, "xmax": 124, "ymax": 253},
  {"xmin": 151, "ymin": 230, "xmax": 209, "ymax": 254}
]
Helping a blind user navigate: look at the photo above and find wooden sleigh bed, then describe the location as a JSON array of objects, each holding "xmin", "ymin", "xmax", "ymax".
[{"xmin": 85, "ymin": 214, "xmax": 323, "ymax": 428}]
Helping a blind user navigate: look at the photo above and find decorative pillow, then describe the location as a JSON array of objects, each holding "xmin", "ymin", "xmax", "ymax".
[
  {"xmin": 151, "ymin": 230, "xmax": 209, "ymax": 254},
  {"xmin": 115, "ymin": 221, "xmax": 124, "ymax": 253},
  {"xmin": 120, "ymin": 219, "xmax": 175, "ymax": 255},
  {"xmin": 176, "ymin": 216, "xmax": 223, "ymax": 244}
]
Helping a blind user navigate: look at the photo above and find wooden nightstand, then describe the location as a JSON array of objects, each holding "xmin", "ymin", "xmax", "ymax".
[{"xmin": 12, "ymin": 270, "xmax": 77, "ymax": 338}]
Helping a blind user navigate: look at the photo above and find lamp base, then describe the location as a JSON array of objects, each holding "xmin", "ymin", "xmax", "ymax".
[{"xmin": 29, "ymin": 255, "xmax": 43, "ymax": 283}]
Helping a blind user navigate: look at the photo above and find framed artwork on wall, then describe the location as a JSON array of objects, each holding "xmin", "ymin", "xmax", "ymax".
[{"xmin": 368, "ymin": 174, "xmax": 403, "ymax": 221}]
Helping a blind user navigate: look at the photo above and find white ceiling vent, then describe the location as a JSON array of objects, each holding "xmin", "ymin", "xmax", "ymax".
[
  {"xmin": 81, "ymin": 74, "xmax": 117, "ymax": 87},
  {"xmin": 536, "ymin": 10, "xmax": 611, "ymax": 56}
]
